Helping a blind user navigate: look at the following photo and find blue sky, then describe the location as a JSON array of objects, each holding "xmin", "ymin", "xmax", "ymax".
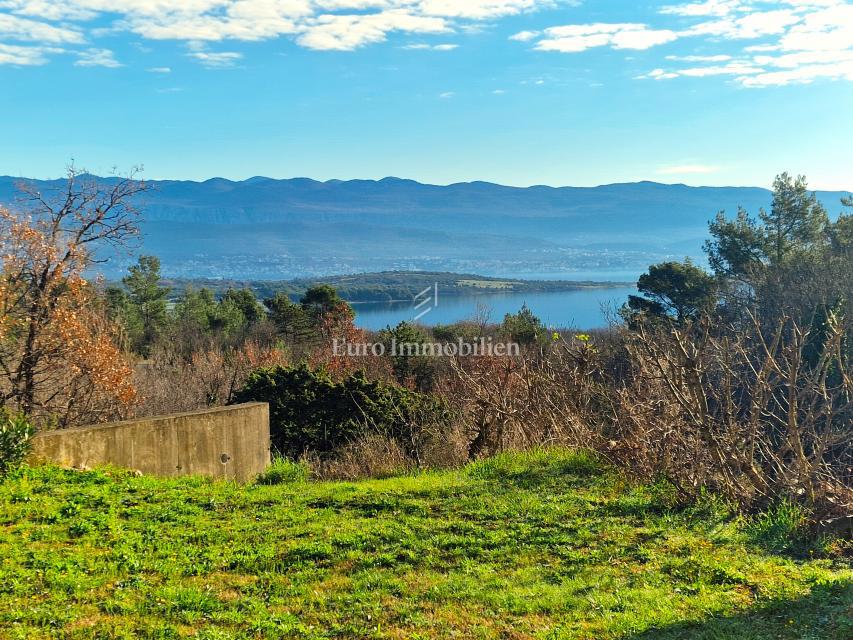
[{"xmin": 1, "ymin": 0, "xmax": 851, "ymax": 189}]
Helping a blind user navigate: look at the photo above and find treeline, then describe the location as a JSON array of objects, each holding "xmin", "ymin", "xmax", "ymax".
[
  {"xmin": 105, "ymin": 257, "xmax": 358, "ymax": 358},
  {"xmin": 154, "ymin": 271, "xmax": 623, "ymax": 304}
]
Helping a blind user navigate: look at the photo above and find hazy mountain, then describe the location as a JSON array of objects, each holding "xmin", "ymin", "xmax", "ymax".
[{"xmin": 1, "ymin": 175, "xmax": 848, "ymax": 280}]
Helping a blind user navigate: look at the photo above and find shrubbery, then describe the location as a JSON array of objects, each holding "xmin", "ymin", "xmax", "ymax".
[
  {"xmin": 233, "ymin": 364, "xmax": 450, "ymax": 458},
  {"xmin": 0, "ymin": 409, "xmax": 34, "ymax": 475}
]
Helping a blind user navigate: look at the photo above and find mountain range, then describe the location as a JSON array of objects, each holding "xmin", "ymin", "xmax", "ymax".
[{"xmin": 1, "ymin": 175, "xmax": 849, "ymax": 280}]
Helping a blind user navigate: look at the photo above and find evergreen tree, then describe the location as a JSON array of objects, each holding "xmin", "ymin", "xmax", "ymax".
[
  {"xmin": 265, "ymin": 292, "xmax": 311, "ymax": 342},
  {"xmin": 627, "ymin": 259, "xmax": 717, "ymax": 323},
  {"xmin": 122, "ymin": 256, "xmax": 170, "ymax": 356},
  {"xmin": 221, "ymin": 288, "xmax": 264, "ymax": 325},
  {"xmin": 501, "ymin": 304, "xmax": 544, "ymax": 345},
  {"xmin": 760, "ymin": 172, "xmax": 829, "ymax": 264}
]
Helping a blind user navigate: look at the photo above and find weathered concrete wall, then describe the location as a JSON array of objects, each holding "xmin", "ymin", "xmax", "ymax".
[{"xmin": 29, "ymin": 403, "xmax": 270, "ymax": 482}]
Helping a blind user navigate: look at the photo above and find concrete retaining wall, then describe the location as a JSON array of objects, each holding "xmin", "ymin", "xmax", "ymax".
[{"xmin": 29, "ymin": 403, "xmax": 270, "ymax": 482}]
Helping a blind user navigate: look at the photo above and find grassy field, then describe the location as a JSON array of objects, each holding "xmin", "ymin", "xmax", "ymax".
[{"xmin": 1, "ymin": 449, "xmax": 850, "ymax": 639}]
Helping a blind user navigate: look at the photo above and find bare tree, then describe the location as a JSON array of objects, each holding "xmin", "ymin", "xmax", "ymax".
[{"xmin": 0, "ymin": 166, "xmax": 147, "ymax": 426}]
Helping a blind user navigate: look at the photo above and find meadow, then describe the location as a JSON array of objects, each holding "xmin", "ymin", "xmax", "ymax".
[{"xmin": 1, "ymin": 449, "xmax": 850, "ymax": 639}]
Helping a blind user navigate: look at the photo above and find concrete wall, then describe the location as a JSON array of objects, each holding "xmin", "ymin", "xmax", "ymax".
[{"xmin": 29, "ymin": 403, "xmax": 270, "ymax": 482}]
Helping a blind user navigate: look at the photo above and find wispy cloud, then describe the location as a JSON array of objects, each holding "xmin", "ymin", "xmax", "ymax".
[
  {"xmin": 147, "ymin": 66, "xmax": 171, "ymax": 73},
  {"xmin": 0, "ymin": 0, "xmax": 558, "ymax": 54},
  {"xmin": 187, "ymin": 51, "xmax": 243, "ymax": 68},
  {"xmin": 297, "ymin": 11, "xmax": 448, "ymax": 51},
  {"xmin": 533, "ymin": 23, "xmax": 679, "ymax": 52},
  {"xmin": 2, "ymin": 0, "xmax": 851, "ymax": 86},
  {"xmin": 0, "ymin": 11, "xmax": 83, "ymax": 43},
  {"xmin": 403, "ymin": 42, "xmax": 458, "ymax": 50},
  {"xmin": 0, "ymin": 42, "xmax": 62, "ymax": 65},
  {"xmin": 75, "ymin": 48, "xmax": 122, "ymax": 68},
  {"xmin": 509, "ymin": 30, "xmax": 539, "ymax": 42},
  {"xmin": 515, "ymin": 1, "xmax": 853, "ymax": 87}
]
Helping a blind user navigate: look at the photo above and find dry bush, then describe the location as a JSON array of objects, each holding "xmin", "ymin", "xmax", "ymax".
[
  {"xmin": 611, "ymin": 312, "xmax": 852, "ymax": 517},
  {"xmin": 133, "ymin": 340, "xmax": 287, "ymax": 417},
  {"xmin": 309, "ymin": 434, "xmax": 414, "ymax": 481},
  {"xmin": 417, "ymin": 420, "xmax": 470, "ymax": 470},
  {"xmin": 445, "ymin": 338, "xmax": 612, "ymax": 459},
  {"xmin": 441, "ymin": 313, "xmax": 851, "ymax": 519}
]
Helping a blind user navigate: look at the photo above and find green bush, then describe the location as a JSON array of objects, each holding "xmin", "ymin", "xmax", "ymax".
[
  {"xmin": 501, "ymin": 303, "xmax": 546, "ymax": 346},
  {"xmin": 257, "ymin": 457, "xmax": 310, "ymax": 485},
  {"xmin": 233, "ymin": 364, "xmax": 449, "ymax": 458},
  {"xmin": 0, "ymin": 409, "xmax": 34, "ymax": 475}
]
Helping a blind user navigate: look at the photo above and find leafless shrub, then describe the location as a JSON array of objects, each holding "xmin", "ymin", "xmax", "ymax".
[
  {"xmin": 613, "ymin": 311, "xmax": 852, "ymax": 517},
  {"xmin": 445, "ymin": 338, "xmax": 611, "ymax": 459},
  {"xmin": 417, "ymin": 421, "xmax": 470, "ymax": 470},
  {"xmin": 133, "ymin": 340, "xmax": 287, "ymax": 417}
]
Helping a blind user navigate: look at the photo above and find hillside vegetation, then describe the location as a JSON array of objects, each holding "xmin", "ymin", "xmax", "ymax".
[
  {"xmin": 1, "ymin": 450, "xmax": 851, "ymax": 640},
  {"xmin": 157, "ymin": 271, "xmax": 626, "ymax": 305}
]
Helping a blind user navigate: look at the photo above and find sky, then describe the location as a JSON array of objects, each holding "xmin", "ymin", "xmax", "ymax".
[{"xmin": 0, "ymin": 0, "xmax": 852, "ymax": 190}]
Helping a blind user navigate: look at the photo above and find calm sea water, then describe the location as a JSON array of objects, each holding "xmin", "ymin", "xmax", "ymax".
[{"xmin": 352, "ymin": 286, "xmax": 636, "ymax": 331}]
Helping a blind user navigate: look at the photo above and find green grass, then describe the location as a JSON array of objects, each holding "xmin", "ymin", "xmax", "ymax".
[{"xmin": 0, "ymin": 448, "xmax": 850, "ymax": 639}]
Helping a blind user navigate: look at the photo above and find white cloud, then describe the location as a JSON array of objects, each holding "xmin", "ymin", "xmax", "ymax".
[
  {"xmin": 665, "ymin": 53, "xmax": 732, "ymax": 61},
  {"xmin": 612, "ymin": 27, "xmax": 679, "ymax": 49},
  {"xmin": 439, "ymin": 90, "xmax": 455, "ymax": 98},
  {"xmin": 1, "ymin": 0, "xmax": 851, "ymax": 86},
  {"xmin": 0, "ymin": 0, "xmax": 98, "ymax": 21},
  {"xmin": 417, "ymin": 0, "xmax": 547, "ymax": 20},
  {"xmin": 75, "ymin": 47, "xmax": 122, "ymax": 67},
  {"xmin": 636, "ymin": 67, "xmax": 680, "ymax": 79},
  {"xmin": 535, "ymin": 23, "xmax": 679, "ymax": 52},
  {"xmin": 187, "ymin": 50, "xmax": 242, "ymax": 67},
  {"xmin": 403, "ymin": 41, "xmax": 458, "ymax": 50},
  {"xmin": 779, "ymin": 3, "xmax": 853, "ymax": 51},
  {"xmin": 0, "ymin": 11, "xmax": 83, "ymax": 42},
  {"xmin": 678, "ymin": 61, "xmax": 764, "ymax": 75},
  {"xmin": 509, "ymin": 29, "xmax": 539, "ymax": 41},
  {"xmin": 147, "ymin": 65, "xmax": 171, "ymax": 72},
  {"xmin": 297, "ymin": 11, "xmax": 449, "ymax": 50},
  {"xmin": 744, "ymin": 43, "xmax": 781, "ymax": 52},
  {"xmin": 738, "ymin": 60, "xmax": 853, "ymax": 86},
  {"xmin": 632, "ymin": 0, "xmax": 853, "ymax": 87},
  {"xmin": 660, "ymin": 0, "xmax": 741, "ymax": 17},
  {"xmin": 684, "ymin": 9, "xmax": 801, "ymax": 39},
  {"xmin": 0, "ymin": 41, "xmax": 61, "ymax": 64},
  {"xmin": 0, "ymin": 0, "xmax": 562, "ymax": 61}
]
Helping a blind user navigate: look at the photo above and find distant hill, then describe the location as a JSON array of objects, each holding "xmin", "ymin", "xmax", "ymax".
[
  {"xmin": 157, "ymin": 271, "xmax": 631, "ymax": 304},
  {"xmin": 1, "ymin": 175, "xmax": 848, "ymax": 280}
]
